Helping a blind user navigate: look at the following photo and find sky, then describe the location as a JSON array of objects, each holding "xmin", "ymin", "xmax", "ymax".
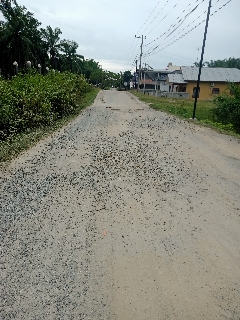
[{"xmin": 2, "ymin": 0, "xmax": 240, "ymax": 73}]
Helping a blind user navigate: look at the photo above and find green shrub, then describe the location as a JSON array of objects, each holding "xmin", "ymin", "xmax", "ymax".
[
  {"xmin": 0, "ymin": 71, "xmax": 92, "ymax": 140},
  {"xmin": 213, "ymin": 83, "xmax": 240, "ymax": 133}
]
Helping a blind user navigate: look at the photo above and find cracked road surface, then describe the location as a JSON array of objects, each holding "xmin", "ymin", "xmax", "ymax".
[{"xmin": 1, "ymin": 89, "xmax": 240, "ymax": 319}]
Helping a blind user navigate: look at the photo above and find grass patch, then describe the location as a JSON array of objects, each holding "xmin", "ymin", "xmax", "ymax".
[
  {"xmin": 131, "ymin": 91, "xmax": 240, "ymax": 137},
  {"xmin": 0, "ymin": 89, "xmax": 98, "ymax": 163}
]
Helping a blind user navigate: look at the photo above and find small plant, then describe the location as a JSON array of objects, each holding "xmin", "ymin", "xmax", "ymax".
[
  {"xmin": 213, "ymin": 83, "xmax": 240, "ymax": 133},
  {"xmin": 130, "ymin": 90, "xmax": 240, "ymax": 135}
]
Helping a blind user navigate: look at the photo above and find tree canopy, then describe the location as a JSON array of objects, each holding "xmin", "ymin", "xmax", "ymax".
[
  {"xmin": 0, "ymin": 0, "xmax": 119, "ymax": 86},
  {"xmin": 123, "ymin": 71, "xmax": 133, "ymax": 83},
  {"xmin": 194, "ymin": 57, "xmax": 240, "ymax": 69}
]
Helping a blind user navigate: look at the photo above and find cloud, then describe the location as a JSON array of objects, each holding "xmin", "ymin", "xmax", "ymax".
[{"xmin": 98, "ymin": 59, "xmax": 126, "ymax": 73}]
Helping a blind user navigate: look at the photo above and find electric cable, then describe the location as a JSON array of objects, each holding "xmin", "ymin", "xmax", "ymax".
[
  {"xmin": 135, "ymin": 0, "xmax": 162, "ymax": 35},
  {"xmin": 145, "ymin": 1, "xmax": 182, "ymax": 36},
  {"xmin": 126, "ymin": 0, "xmax": 230, "ymax": 70},
  {"xmin": 125, "ymin": 0, "xmax": 195, "ymax": 70},
  {"xmin": 125, "ymin": 0, "xmax": 168, "ymax": 69},
  {"xmin": 144, "ymin": 0, "xmax": 206, "ymax": 50},
  {"xmin": 142, "ymin": 0, "xmax": 176, "ymax": 34},
  {"xmin": 144, "ymin": 0, "xmax": 231, "ymax": 58}
]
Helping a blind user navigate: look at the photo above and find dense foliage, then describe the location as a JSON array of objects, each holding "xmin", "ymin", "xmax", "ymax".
[
  {"xmin": 194, "ymin": 57, "xmax": 240, "ymax": 69},
  {"xmin": 213, "ymin": 83, "xmax": 240, "ymax": 133},
  {"xmin": 0, "ymin": 71, "xmax": 92, "ymax": 140}
]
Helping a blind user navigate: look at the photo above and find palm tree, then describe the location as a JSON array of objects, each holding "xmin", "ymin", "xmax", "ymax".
[
  {"xmin": 0, "ymin": 0, "xmax": 42, "ymax": 75},
  {"xmin": 59, "ymin": 39, "xmax": 84, "ymax": 72},
  {"xmin": 40, "ymin": 26, "xmax": 62, "ymax": 69}
]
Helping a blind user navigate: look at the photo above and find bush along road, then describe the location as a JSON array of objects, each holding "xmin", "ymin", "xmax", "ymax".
[
  {"xmin": 0, "ymin": 71, "xmax": 97, "ymax": 162},
  {"xmin": 1, "ymin": 89, "xmax": 240, "ymax": 319}
]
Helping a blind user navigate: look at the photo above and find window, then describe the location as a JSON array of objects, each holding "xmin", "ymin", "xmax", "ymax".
[
  {"xmin": 212, "ymin": 88, "xmax": 220, "ymax": 94},
  {"xmin": 192, "ymin": 87, "xmax": 200, "ymax": 98}
]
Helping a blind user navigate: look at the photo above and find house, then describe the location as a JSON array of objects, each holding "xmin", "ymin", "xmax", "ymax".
[
  {"xmin": 168, "ymin": 67, "xmax": 240, "ymax": 99},
  {"xmin": 167, "ymin": 62, "xmax": 181, "ymax": 72},
  {"xmin": 138, "ymin": 63, "xmax": 182, "ymax": 93},
  {"xmin": 138, "ymin": 69, "xmax": 172, "ymax": 92}
]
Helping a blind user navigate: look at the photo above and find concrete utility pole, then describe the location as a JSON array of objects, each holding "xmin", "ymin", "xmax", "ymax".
[
  {"xmin": 192, "ymin": 0, "xmax": 212, "ymax": 119},
  {"xmin": 135, "ymin": 60, "xmax": 138, "ymax": 88},
  {"xmin": 135, "ymin": 35, "xmax": 145, "ymax": 90}
]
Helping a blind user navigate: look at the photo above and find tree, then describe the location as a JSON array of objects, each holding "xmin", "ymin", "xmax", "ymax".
[
  {"xmin": 83, "ymin": 59, "xmax": 101, "ymax": 82},
  {"xmin": 40, "ymin": 26, "xmax": 62, "ymax": 69},
  {"xmin": 0, "ymin": 0, "xmax": 115, "ymax": 78},
  {"xmin": 194, "ymin": 58, "xmax": 240, "ymax": 69},
  {"xmin": 59, "ymin": 39, "xmax": 84, "ymax": 73},
  {"xmin": 213, "ymin": 83, "xmax": 240, "ymax": 133},
  {"xmin": 0, "ymin": 0, "xmax": 43, "ymax": 75},
  {"xmin": 193, "ymin": 62, "xmax": 206, "ymax": 67},
  {"xmin": 123, "ymin": 70, "xmax": 132, "ymax": 83}
]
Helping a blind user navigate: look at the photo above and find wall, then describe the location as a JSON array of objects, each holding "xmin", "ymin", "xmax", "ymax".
[
  {"xmin": 159, "ymin": 82, "xmax": 169, "ymax": 92},
  {"xmin": 186, "ymin": 82, "xmax": 231, "ymax": 100},
  {"xmin": 156, "ymin": 92, "xmax": 189, "ymax": 99}
]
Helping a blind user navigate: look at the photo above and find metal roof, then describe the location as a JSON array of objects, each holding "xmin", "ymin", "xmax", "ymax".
[
  {"xmin": 168, "ymin": 73, "xmax": 187, "ymax": 84},
  {"xmin": 181, "ymin": 67, "xmax": 240, "ymax": 82},
  {"xmin": 145, "ymin": 69, "xmax": 170, "ymax": 74}
]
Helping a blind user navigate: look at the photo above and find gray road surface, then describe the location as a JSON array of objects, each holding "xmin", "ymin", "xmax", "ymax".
[{"xmin": 1, "ymin": 89, "xmax": 240, "ymax": 319}]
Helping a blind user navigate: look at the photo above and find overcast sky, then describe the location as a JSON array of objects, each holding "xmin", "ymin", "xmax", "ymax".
[{"xmin": 3, "ymin": 0, "xmax": 240, "ymax": 73}]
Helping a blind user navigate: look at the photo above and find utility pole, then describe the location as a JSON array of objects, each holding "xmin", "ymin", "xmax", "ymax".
[
  {"xmin": 135, "ymin": 35, "xmax": 145, "ymax": 90},
  {"xmin": 135, "ymin": 60, "xmax": 138, "ymax": 88},
  {"xmin": 192, "ymin": 0, "xmax": 212, "ymax": 119}
]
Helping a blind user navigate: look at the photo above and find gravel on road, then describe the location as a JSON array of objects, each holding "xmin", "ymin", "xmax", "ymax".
[{"xmin": 1, "ymin": 89, "xmax": 240, "ymax": 319}]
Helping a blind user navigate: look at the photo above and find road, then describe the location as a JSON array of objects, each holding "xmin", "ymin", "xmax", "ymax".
[{"xmin": 1, "ymin": 89, "xmax": 240, "ymax": 319}]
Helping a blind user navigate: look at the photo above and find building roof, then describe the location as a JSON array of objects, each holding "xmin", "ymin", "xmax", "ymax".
[
  {"xmin": 143, "ymin": 69, "xmax": 170, "ymax": 74},
  {"xmin": 181, "ymin": 66, "xmax": 240, "ymax": 82},
  {"xmin": 168, "ymin": 73, "xmax": 187, "ymax": 84},
  {"xmin": 167, "ymin": 62, "xmax": 181, "ymax": 72}
]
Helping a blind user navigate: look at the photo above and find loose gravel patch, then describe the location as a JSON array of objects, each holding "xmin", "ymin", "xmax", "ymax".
[{"xmin": 1, "ymin": 90, "xmax": 240, "ymax": 319}]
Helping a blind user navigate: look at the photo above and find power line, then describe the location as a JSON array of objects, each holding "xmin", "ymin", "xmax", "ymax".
[
  {"xmin": 163, "ymin": 2, "xmax": 205, "ymax": 39},
  {"xmin": 125, "ymin": 0, "xmax": 229, "ymax": 70},
  {"xmin": 135, "ymin": 0, "xmax": 163, "ymax": 35},
  {"xmin": 160, "ymin": 50, "xmax": 194, "ymax": 63},
  {"xmin": 146, "ymin": 1, "xmax": 179, "ymax": 36},
  {"xmin": 126, "ymin": 0, "xmax": 207, "ymax": 70},
  {"xmin": 124, "ymin": 0, "xmax": 166, "ymax": 69},
  {"xmin": 144, "ymin": 0, "xmax": 231, "ymax": 58},
  {"xmin": 142, "ymin": 0, "xmax": 175, "ymax": 35},
  {"xmin": 126, "ymin": 0, "xmax": 170, "ymax": 69},
  {"xmin": 210, "ymin": 0, "xmax": 232, "ymax": 15},
  {"xmin": 144, "ymin": 0, "xmax": 206, "ymax": 50},
  {"xmin": 146, "ymin": 19, "xmax": 205, "ymax": 57},
  {"xmin": 123, "ymin": 40, "xmax": 139, "ymax": 70}
]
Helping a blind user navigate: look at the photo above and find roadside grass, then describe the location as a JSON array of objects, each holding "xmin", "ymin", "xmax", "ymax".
[
  {"xmin": 0, "ymin": 89, "xmax": 98, "ymax": 163},
  {"xmin": 131, "ymin": 91, "xmax": 240, "ymax": 137}
]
